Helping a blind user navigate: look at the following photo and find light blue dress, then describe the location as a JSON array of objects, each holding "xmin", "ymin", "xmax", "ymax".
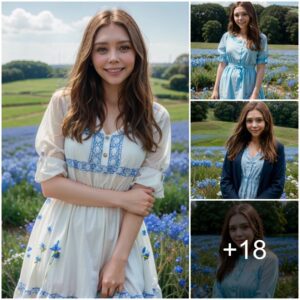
[
  {"xmin": 238, "ymin": 148, "xmax": 264, "ymax": 199},
  {"xmin": 213, "ymin": 251, "xmax": 279, "ymax": 298},
  {"xmin": 218, "ymin": 32, "xmax": 268, "ymax": 99}
]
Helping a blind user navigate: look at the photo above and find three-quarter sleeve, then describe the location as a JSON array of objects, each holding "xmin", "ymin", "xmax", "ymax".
[
  {"xmin": 256, "ymin": 33, "xmax": 268, "ymax": 64},
  {"xmin": 218, "ymin": 32, "xmax": 229, "ymax": 64},
  {"xmin": 35, "ymin": 90, "xmax": 68, "ymax": 183},
  {"xmin": 132, "ymin": 104, "xmax": 171, "ymax": 198},
  {"xmin": 255, "ymin": 251, "xmax": 279, "ymax": 297}
]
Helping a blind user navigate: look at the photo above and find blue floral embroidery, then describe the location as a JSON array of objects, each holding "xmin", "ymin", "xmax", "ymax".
[
  {"xmin": 67, "ymin": 131, "xmax": 139, "ymax": 178},
  {"xmin": 88, "ymin": 131, "xmax": 104, "ymax": 164},
  {"xmin": 16, "ymin": 281, "xmax": 76, "ymax": 298},
  {"xmin": 108, "ymin": 135, "xmax": 124, "ymax": 167},
  {"xmin": 37, "ymin": 214, "xmax": 42, "ymax": 220},
  {"xmin": 40, "ymin": 243, "xmax": 46, "ymax": 252},
  {"xmin": 45, "ymin": 198, "xmax": 51, "ymax": 204},
  {"xmin": 114, "ymin": 288, "xmax": 159, "ymax": 298},
  {"xmin": 34, "ymin": 256, "xmax": 41, "ymax": 264},
  {"xmin": 142, "ymin": 229, "xmax": 147, "ymax": 236},
  {"xmin": 50, "ymin": 240, "xmax": 61, "ymax": 259},
  {"xmin": 142, "ymin": 247, "xmax": 150, "ymax": 261},
  {"xmin": 47, "ymin": 226, "xmax": 53, "ymax": 233}
]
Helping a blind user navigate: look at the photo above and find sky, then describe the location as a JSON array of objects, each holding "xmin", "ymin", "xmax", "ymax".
[{"xmin": 2, "ymin": 1, "xmax": 189, "ymax": 65}]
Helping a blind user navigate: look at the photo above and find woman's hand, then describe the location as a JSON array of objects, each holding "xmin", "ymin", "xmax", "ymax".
[
  {"xmin": 98, "ymin": 257, "xmax": 127, "ymax": 298},
  {"xmin": 120, "ymin": 188, "xmax": 154, "ymax": 216},
  {"xmin": 211, "ymin": 89, "xmax": 219, "ymax": 99}
]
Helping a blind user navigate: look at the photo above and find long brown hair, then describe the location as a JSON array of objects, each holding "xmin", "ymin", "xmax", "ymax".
[
  {"xmin": 228, "ymin": 2, "xmax": 261, "ymax": 50},
  {"xmin": 226, "ymin": 102, "xmax": 277, "ymax": 163},
  {"xmin": 62, "ymin": 9, "xmax": 162, "ymax": 151},
  {"xmin": 216, "ymin": 203, "xmax": 265, "ymax": 282}
]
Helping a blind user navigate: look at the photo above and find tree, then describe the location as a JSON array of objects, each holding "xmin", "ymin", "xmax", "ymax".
[
  {"xmin": 260, "ymin": 5, "xmax": 289, "ymax": 44},
  {"xmin": 253, "ymin": 4, "xmax": 265, "ymax": 20},
  {"xmin": 268, "ymin": 102, "xmax": 298, "ymax": 128},
  {"xmin": 285, "ymin": 11, "xmax": 298, "ymax": 44},
  {"xmin": 191, "ymin": 3, "xmax": 227, "ymax": 42},
  {"xmin": 214, "ymin": 102, "xmax": 244, "ymax": 122},
  {"xmin": 2, "ymin": 68, "xmax": 24, "ymax": 83},
  {"xmin": 283, "ymin": 202, "xmax": 298, "ymax": 233},
  {"xmin": 260, "ymin": 16, "xmax": 281, "ymax": 44},
  {"xmin": 191, "ymin": 102, "xmax": 208, "ymax": 122},
  {"xmin": 202, "ymin": 20, "xmax": 223, "ymax": 42}
]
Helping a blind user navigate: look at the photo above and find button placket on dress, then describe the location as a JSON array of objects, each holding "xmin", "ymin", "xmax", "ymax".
[{"xmin": 102, "ymin": 135, "xmax": 110, "ymax": 165}]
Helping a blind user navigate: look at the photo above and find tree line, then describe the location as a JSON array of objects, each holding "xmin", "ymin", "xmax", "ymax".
[
  {"xmin": 191, "ymin": 201, "xmax": 298, "ymax": 235},
  {"xmin": 191, "ymin": 102, "xmax": 298, "ymax": 129},
  {"xmin": 191, "ymin": 3, "xmax": 298, "ymax": 44}
]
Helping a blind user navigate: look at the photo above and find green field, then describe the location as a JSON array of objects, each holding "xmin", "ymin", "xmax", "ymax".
[
  {"xmin": 192, "ymin": 109, "xmax": 298, "ymax": 147},
  {"xmin": 2, "ymin": 78, "xmax": 188, "ymax": 128},
  {"xmin": 191, "ymin": 42, "xmax": 299, "ymax": 50}
]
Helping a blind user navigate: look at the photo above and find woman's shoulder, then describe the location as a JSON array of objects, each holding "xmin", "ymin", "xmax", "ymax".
[
  {"xmin": 50, "ymin": 88, "xmax": 71, "ymax": 115},
  {"xmin": 275, "ymin": 140, "xmax": 284, "ymax": 152},
  {"xmin": 259, "ymin": 32, "xmax": 268, "ymax": 42},
  {"xmin": 221, "ymin": 31, "xmax": 231, "ymax": 40},
  {"xmin": 264, "ymin": 249, "xmax": 279, "ymax": 265},
  {"xmin": 153, "ymin": 102, "xmax": 170, "ymax": 123}
]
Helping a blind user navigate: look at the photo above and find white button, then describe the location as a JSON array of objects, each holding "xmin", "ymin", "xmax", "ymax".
[
  {"xmin": 105, "ymin": 136, "xmax": 110, "ymax": 140},
  {"xmin": 103, "ymin": 153, "xmax": 108, "ymax": 158}
]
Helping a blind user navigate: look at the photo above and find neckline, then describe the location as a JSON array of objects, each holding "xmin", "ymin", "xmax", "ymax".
[
  {"xmin": 100, "ymin": 126, "xmax": 123, "ymax": 136},
  {"xmin": 245, "ymin": 147, "xmax": 261, "ymax": 159}
]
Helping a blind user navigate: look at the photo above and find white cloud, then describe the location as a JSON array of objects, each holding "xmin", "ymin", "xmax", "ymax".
[
  {"xmin": 71, "ymin": 16, "xmax": 92, "ymax": 31},
  {"xmin": 2, "ymin": 8, "xmax": 73, "ymax": 35}
]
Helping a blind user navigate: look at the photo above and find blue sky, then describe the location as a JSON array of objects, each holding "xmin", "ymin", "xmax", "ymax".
[{"xmin": 2, "ymin": 2, "xmax": 189, "ymax": 64}]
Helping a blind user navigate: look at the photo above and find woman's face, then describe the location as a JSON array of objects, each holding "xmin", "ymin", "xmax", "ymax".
[
  {"xmin": 229, "ymin": 213, "xmax": 255, "ymax": 248},
  {"xmin": 233, "ymin": 6, "xmax": 250, "ymax": 31},
  {"xmin": 246, "ymin": 109, "xmax": 266, "ymax": 139},
  {"xmin": 91, "ymin": 23, "xmax": 136, "ymax": 89}
]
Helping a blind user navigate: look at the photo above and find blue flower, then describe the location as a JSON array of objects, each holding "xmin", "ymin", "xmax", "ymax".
[
  {"xmin": 40, "ymin": 243, "xmax": 46, "ymax": 252},
  {"xmin": 47, "ymin": 226, "xmax": 53, "ymax": 233},
  {"xmin": 174, "ymin": 265, "xmax": 183, "ymax": 274},
  {"xmin": 176, "ymin": 256, "xmax": 182, "ymax": 263},
  {"xmin": 50, "ymin": 240, "xmax": 61, "ymax": 259},
  {"xmin": 154, "ymin": 241, "xmax": 160, "ymax": 249},
  {"xmin": 179, "ymin": 279, "xmax": 186, "ymax": 287}
]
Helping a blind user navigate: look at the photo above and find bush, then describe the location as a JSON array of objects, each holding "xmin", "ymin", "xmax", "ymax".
[{"xmin": 169, "ymin": 74, "xmax": 188, "ymax": 92}]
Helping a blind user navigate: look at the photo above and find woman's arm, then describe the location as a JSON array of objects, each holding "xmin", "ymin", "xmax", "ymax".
[
  {"xmin": 255, "ymin": 253, "xmax": 279, "ymax": 297},
  {"xmin": 249, "ymin": 64, "xmax": 266, "ymax": 99},
  {"xmin": 256, "ymin": 144, "xmax": 286, "ymax": 199},
  {"xmin": 211, "ymin": 62, "xmax": 226, "ymax": 99},
  {"xmin": 220, "ymin": 153, "xmax": 239, "ymax": 199},
  {"xmin": 41, "ymin": 176, "xmax": 154, "ymax": 216},
  {"xmin": 99, "ymin": 184, "xmax": 146, "ymax": 298}
]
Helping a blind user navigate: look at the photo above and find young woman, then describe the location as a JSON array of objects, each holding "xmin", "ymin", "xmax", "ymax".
[
  {"xmin": 211, "ymin": 2, "xmax": 268, "ymax": 99},
  {"xmin": 213, "ymin": 203, "xmax": 279, "ymax": 298},
  {"xmin": 221, "ymin": 102, "xmax": 285, "ymax": 199},
  {"xmin": 14, "ymin": 9, "xmax": 170, "ymax": 298}
]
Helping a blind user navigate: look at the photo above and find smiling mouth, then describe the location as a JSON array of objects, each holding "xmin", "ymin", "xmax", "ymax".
[{"xmin": 104, "ymin": 68, "xmax": 125, "ymax": 73}]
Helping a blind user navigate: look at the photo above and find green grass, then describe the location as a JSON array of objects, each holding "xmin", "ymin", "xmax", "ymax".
[
  {"xmin": 2, "ymin": 77, "xmax": 188, "ymax": 128},
  {"xmin": 191, "ymin": 42, "xmax": 298, "ymax": 50},
  {"xmin": 3, "ymin": 105, "xmax": 47, "ymax": 120}
]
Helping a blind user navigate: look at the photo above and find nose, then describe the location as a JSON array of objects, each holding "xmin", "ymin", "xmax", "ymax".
[
  {"xmin": 235, "ymin": 228, "xmax": 243, "ymax": 237},
  {"xmin": 108, "ymin": 49, "xmax": 119, "ymax": 63}
]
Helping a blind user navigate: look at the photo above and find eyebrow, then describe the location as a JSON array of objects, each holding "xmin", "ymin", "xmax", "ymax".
[
  {"xmin": 229, "ymin": 222, "xmax": 249, "ymax": 228},
  {"xmin": 94, "ymin": 40, "xmax": 131, "ymax": 45}
]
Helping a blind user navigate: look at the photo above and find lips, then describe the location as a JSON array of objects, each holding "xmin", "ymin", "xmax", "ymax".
[{"xmin": 104, "ymin": 68, "xmax": 125, "ymax": 74}]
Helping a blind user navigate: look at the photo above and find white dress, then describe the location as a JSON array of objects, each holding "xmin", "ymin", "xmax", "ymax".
[{"xmin": 14, "ymin": 90, "xmax": 171, "ymax": 298}]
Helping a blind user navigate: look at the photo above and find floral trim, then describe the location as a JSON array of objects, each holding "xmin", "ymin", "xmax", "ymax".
[
  {"xmin": 16, "ymin": 282, "xmax": 160, "ymax": 299},
  {"xmin": 16, "ymin": 282, "xmax": 76, "ymax": 298},
  {"xmin": 88, "ymin": 131, "xmax": 104, "ymax": 164},
  {"xmin": 67, "ymin": 131, "xmax": 139, "ymax": 177},
  {"xmin": 108, "ymin": 135, "xmax": 124, "ymax": 167},
  {"xmin": 66, "ymin": 159, "xmax": 139, "ymax": 177},
  {"xmin": 114, "ymin": 288, "xmax": 160, "ymax": 298}
]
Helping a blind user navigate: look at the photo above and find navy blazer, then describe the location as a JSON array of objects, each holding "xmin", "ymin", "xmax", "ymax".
[{"xmin": 221, "ymin": 142, "xmax": 286, "ymax": 199}]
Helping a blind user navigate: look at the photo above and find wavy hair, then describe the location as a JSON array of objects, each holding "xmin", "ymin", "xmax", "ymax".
[
  {"xmin": 62, "ymin": 9, "xmax": 162, "ymax": 152},
  {"xmin": 228, "ymin": 2, "xmax": 261, "ymax": 51},
  {"xmin": 226, "ymin": 102, "xmax": 277, "ymax": 163},
  {"xmin": 216, "ymin": 203, "xmax": 265, "ymax": 282}
]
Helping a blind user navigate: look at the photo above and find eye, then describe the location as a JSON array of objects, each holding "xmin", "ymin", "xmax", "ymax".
[
  {"xmin": 95, "ymin": 47, "xmax": 107, "ymax": 54},
  {"xmin": 240, "ymin": 224, "xmax": 249, "ymax": 230},
  {"xmin": 246, "ymin": 119, "xmax": 253, "ymax": 123},
  {"xmin": 119, "ymin": 45, "xmax": 131, "ymax": 52},
  {"xmin": 229, "ymin": 226, "xmax": 236, "ymax": 232}
]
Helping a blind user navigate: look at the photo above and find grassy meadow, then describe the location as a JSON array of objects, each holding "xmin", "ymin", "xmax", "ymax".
[{"xmin": 2, "ymin": 77, "xmax": 188, "ymax": 128}]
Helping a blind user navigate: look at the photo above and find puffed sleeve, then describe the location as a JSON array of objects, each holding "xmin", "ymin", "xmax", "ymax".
[
  {"xmin": 218, "ymin": 32, "xmax": 229, "ymax": 64},
  {"xmin": 256, "ymin": 33, "xmax": 268, "ymax": 64},
  {"xmin": 132, "ymin": 103, "xmax": 171, "ymax": 198},
  {"xmin": 35, "ymin": 90, "xmax": 68, "ymax": 183}
]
